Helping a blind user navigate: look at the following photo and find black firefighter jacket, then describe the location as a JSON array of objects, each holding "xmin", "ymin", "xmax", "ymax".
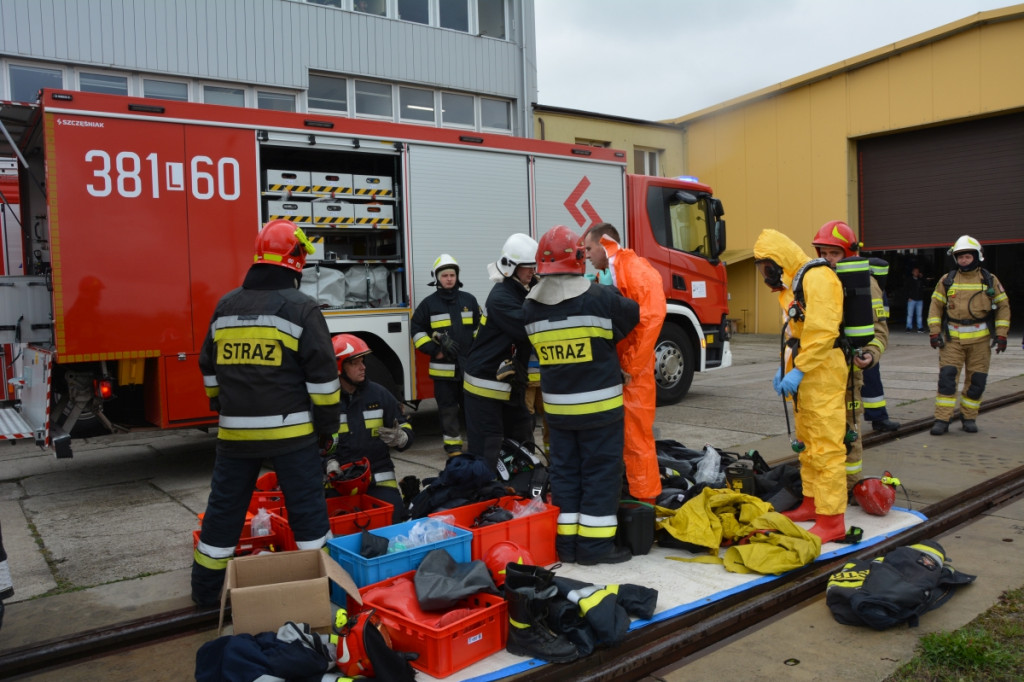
[{"xmin": 199, "ymin": 265, "xmax": 341, "ymax": 457}]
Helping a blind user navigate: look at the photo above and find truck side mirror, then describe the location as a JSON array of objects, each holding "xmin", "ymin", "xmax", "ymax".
[{"xmin": 711, "ymin": 219, "xmax": 726, "ymax": 259}]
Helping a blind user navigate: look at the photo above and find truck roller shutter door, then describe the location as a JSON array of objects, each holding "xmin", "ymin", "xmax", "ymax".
[{"xmin": 406, "ymin": 146, "xmax": 530, "ymax": 308}]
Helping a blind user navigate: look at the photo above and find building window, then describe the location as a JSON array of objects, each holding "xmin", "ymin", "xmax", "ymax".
[
  {"xmin": 575, "ymin": 138, "xmax": 610, "ymax": 148},
  {"xmin": 634, "ymin": 148, "xmax": 660, "ymax": 176},
  {"xmin": 204, "ymin": 85, "xmax": 245, "ymax": 107},
  {"xmin": 258, "ymin": 91, "xmax": 296, "ymax": 111},
  {"xmin": 398, "ymin": 0, "xmax": 429, "ymax": 24},
  {"xmin": 478, "ymin": 0, "xmax": 505, "ymax": 38},
  {"xmin": 307, "ymin": 0, "xmax": 341, "ymax": 7},
  {"xmin": 9, "ymin": 64, "xmax": 63, "ymax": 102},
  {"xmin": 353, "ymin": 0, "xmax": 386, "ymax": 15},
  {"xmin": 309, "ymin": 74, "xmax": 348, "ymax": 112},
  {"xmin": 441, "ymin": 92, "xmax": 474, "ymax": 127},
  {"xmin": 481, "ymin": 97, "xmax": 511, "ymax": 131},
  {"xmin": 354, "ymin": 80, "xmax": 393, "ymax": 118},
  {"xmin": 439, "ymin": 0, "xmax": 469, "ymax": 31},
  {"xmin": 79, "ymin": 72, "xmax": 128, "ymax": 96},
  {"xmin": 400, "ymin": 87, "xmax": 435, "ymax": 123},
  {"xmin": 144, "ymin": 78, "xmax": 188, "ymax": 101}
]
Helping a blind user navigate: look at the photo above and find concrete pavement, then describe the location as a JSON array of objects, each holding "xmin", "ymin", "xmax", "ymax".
[{"xmin": 0, "ymin": 330, "xmax": 1021, "ymax": 679}]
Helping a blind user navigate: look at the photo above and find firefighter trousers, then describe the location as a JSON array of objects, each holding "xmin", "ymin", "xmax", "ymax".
[
  {"xmin": 622, "ymin": 365, "xmax": 661, "ymax": 500},
  {"xmin": 463, "ymin": 390, "xmax": 532, "ymax": 471},
  {"xmin": 434, "ymin": 379, "xmax": 464, "ymax": 454},
  {"xmin": 549, "ymin": 420, "xmax": 625, "ymax": 564},
  {"xmin": 935, "ymin": 339, "xmax": 990, "ymax": 422},
  {"xmin": 860, "ymin": 363, "xmax": 891, "ymax": 423},
  {"xmin": 191, "ymin": 443, "xmax": 329, "ymax": 606},
  {"xmin": 793, "ymin": 358, "xmax": 848, "ymax": 517},
  {"xmin": 844, "ymin": 368, "xmax": 865, "ymax": 490}
]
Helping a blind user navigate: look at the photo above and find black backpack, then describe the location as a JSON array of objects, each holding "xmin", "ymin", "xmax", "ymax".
[{"xmin": 826, "ymin": 539, "xmax": 976, "ymax": 630}]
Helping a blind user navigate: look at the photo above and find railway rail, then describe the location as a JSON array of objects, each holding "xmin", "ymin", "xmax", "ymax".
[{"xmin": 2, "ymin": 392, "xmax": 1023, "ymax": 680}]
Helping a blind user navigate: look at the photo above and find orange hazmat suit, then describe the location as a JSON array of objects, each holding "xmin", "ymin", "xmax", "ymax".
[{"xmin": 603, "ymin": 236, "xmax": 667, "ymax": 500}]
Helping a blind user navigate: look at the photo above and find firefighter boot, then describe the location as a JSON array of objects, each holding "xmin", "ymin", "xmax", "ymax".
[
  {"xmin": 961, "ymin": 419, "xmax": 978, "ymax": 433},
  {"xmin": 809, "ymin": 514, "xmax": 846, "ymax": 544},
  {"xmin": 504, "ymin": 564, "xmax": 578, "ymax": 663},
  {"xmin": 930, "ymin": 420, "xmax": 949, "ymax": 436},
  {"xmin": 782, "ymin": 496, "xmax": 816, "ymax": 522}
]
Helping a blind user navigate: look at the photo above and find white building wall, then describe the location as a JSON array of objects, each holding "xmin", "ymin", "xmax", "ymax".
[{"xmin": 0, "ymin": 0, "xmax": 536, "ymax": 134}]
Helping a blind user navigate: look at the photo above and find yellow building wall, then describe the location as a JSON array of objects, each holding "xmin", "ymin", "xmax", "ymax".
[
  {"xmin": 532, "ymin": 113, "xmax": 686, "ymax": 177},
  {"xmin": 680, "ymin": 9, "xmax": 1024, "ymax": 333}
]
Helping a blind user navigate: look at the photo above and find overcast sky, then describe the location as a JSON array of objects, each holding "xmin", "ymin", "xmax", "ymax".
[{"xmin": 535, "ymin": 0, "xmax": 1015, "ymax": 121}]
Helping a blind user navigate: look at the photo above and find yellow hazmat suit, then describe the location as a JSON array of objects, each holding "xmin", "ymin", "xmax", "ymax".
[{"xmin": 754, "ymin": 230, "xmax": 847, "ymax": 517}]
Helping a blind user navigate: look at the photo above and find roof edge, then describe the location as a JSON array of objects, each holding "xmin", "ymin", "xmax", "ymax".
[{"xmin": 669, "ymin": 4, "xmax": 1024, "ymax": 126}]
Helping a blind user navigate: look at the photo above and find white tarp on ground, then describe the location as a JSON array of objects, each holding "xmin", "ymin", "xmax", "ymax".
[{"xmin": 437, "ymin": 506, "xmax": 926, "ymax": 682}]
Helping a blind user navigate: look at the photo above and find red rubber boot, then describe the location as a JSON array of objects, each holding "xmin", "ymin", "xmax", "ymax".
[
  {"xmin": 782, "ymin": 497, "xmax": 816, "ymax": 522},
  {"xmin": 809, "ymin": 514, "xmax": 846, "ymax": 544}
]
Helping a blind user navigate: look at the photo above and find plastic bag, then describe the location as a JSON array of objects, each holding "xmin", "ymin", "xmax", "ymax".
[
  {"xmin": 694, "ymin": 445, "xmax": 725, "ymax": 487},
  {"xmin": 388, "ymin": 517, "xmax": 455, "ymax": 553},
  {"xmin": 251, "ymin": 508, "xmax": 272, "ymax": 537},
  {"xmin": 511, "ymin": 497, "xmax": 546, "ymax": 518}
]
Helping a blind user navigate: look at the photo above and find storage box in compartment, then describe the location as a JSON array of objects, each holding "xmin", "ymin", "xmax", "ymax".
[
  {"xmin": 266, "ymin": 199, "xmax": 312, "ymax": 223},
  {"xmin": 353, "ymin": 174, "xmax": 393, "ymax": 197},
  {"xmin": 429, "ymin": 496, "xmax": 558, "ymax": 565},
  {"xmin": 358, "ymin": 571, "xmax": 508, "ymax": 679},
  {"xmin": 326, "ymin": 519, "xmax": 471, "ymax": 593},
  {"xmin": 310, "ymin": 171, "xmax": 353, "ymax": 195},
  {"xmin": 311, "ymin": 200, "xmax": 355, "ymax": 225},
  {"xmin": 266, "ymin": 169, "xmax": 311, "ymax": 192},
  {"xmin": 353, "ymin": 202, "xmax": 394, "ymax": 226}
]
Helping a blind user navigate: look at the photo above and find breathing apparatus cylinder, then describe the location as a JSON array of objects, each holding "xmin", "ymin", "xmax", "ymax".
[{"xmin": 835, "ymin": 257, "xmax": 874, "ymax": 352}]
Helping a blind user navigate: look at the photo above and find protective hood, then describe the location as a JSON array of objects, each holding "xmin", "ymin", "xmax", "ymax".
[{"xmin": 753, "ymin": 229, "xmax": 812, "ymax": 287}]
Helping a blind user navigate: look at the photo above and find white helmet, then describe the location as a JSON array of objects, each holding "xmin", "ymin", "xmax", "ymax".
[
  {"xmin": 949, "ymin": 235, "xmax": 983, "ymax": 261},
  {"xmin": 496, "ymin": 233, "xmax": 538, "ymax": 278},
  {"xmin": 432, "ymin": 253, "xmax": 459, "ymax": 277},
  {"xmin": 429, "ymin": 253, "xmax": 461, "ymax": 287}
]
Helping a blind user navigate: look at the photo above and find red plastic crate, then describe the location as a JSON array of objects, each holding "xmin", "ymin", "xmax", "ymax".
[
  {"xmin": 192, "ymin": 515, "xmax": 290, "ymax": 556},
  {"xmin": 358, "ymin": 571, "xmax": 507, "ymax": 678},
  {"xmin": 430, "ymin": 496, "xmax": 558, "ymax": 566},
  {"xmin": 279, "ymin": 494, "xmax": 393, "ymax": 537},
  {"xmin": 248, "ymin": 472, "xmax": 286, "ymax": 514}
]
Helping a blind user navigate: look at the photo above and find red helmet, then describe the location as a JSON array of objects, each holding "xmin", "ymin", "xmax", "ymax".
[
  {"xmin": 536, "ymin": 225, "xmax": 585, "ymax": 276},
  {"xmin": 852, "ymin": 475, "xmax": 898, "ymax": 516},
  {"xmin": 254, "ymin": 219, "xmax": 315, "ymax": 272},
  {"xmin": 812, "ymin": 220, "xmax": 859, "ymax": 259},
  {"xmin": 332, "ymin": 334, "xmax": 372, "ymax": 369},
  {"xmin": 333, "ymin": 609, "xmax": 391, "ymax": 678},
  {"xmin": 484, "ymin": 541, "xmax": 535, "ymax": 587}
]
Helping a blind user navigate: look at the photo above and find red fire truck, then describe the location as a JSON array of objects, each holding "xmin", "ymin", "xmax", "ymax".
[{"xmin": 0, "ymin": 90, "xmax": 730, "ymax": 457}]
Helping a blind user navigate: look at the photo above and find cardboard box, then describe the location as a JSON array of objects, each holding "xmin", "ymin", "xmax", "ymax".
[{"xmin": 219, "ymin": 549, "xmax": 361, "ymax": 635}]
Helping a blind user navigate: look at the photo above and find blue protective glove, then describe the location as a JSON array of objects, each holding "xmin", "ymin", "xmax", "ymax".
[
  {"xmin": 777, "ymin": 368, "xmax": 804, "ymax": 397},
  {"xmin": 772, "ymin": 367, "xmax": 784, "ymax": 393}
]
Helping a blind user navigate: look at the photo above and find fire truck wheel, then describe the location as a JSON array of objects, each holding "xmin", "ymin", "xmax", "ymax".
[
  {"xmin": 364, "ymin": 353, "xmax": 402, "ymax": 401},
  {"xmin": 655, "ymin": 322, "xmax": 695, "ymax": 406}
]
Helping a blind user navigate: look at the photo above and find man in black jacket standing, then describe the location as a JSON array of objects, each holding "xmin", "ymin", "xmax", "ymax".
[
  {"xmin": 524, "ymin": 225, "xmax": 639, "ymax": 565},
  {"xmin": 905, "ymin": 267, "xmax": 927, "ymax": 333},
  {"xmin": 192, "ymin": 220, "xmax": 341, "ymax": 607},
  {"xmin": 462, "ymin": 233, "xmax": 538, "ymax": 470},
  {"xmin": 410, "ymin": 254, "xmax": 480, "ymax": 456}
]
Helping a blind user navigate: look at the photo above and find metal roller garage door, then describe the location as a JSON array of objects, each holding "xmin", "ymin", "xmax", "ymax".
[{"xmin": 858, "ymin": 113, "xmax": 1024, "ymax": 250}]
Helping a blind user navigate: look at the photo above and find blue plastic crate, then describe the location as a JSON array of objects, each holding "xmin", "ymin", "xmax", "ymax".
[{"xmin": 327, "ymin": 519, "xmax": 472, "ymax": 597}]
